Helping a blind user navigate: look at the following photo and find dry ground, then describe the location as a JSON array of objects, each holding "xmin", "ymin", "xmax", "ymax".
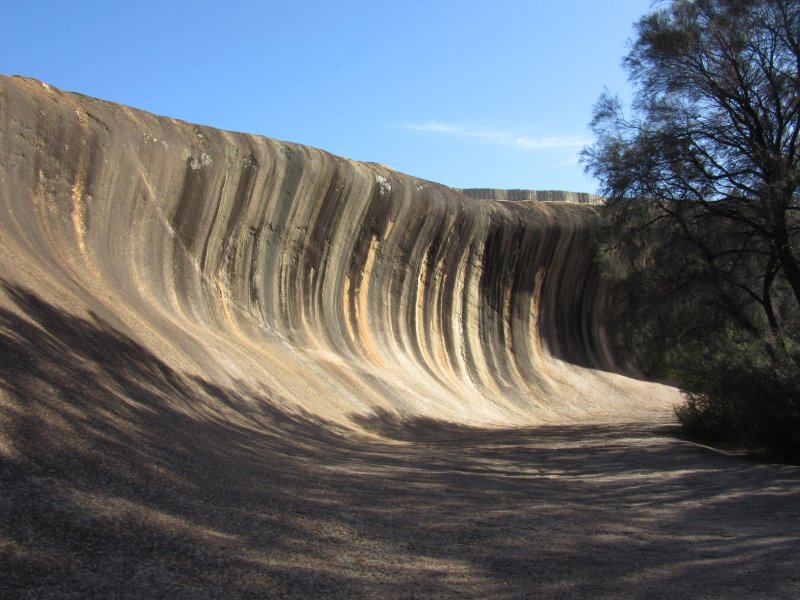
[{"xmin": 1, "ymin": 283, "xmax": 799, "ymax": 599}]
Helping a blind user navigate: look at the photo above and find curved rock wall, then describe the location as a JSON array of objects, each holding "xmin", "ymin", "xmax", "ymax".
[{"xmin": 0, "ymin": 76, "xmax": 675, "ymax": 425}]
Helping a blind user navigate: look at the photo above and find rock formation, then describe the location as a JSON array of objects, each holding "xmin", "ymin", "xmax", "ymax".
[
  {"xmin": 0, "ymin": 76, "xmax": 676, "ymax": 427},
  {"xmin": 6, "ymin": 77, "xmax": 800, "ymax": 600}
]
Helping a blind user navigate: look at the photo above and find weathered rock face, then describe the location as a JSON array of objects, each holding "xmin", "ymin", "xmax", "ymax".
[
  {"xmin": 0, "ymin": 76, "xmax": 676, "ymax": 426},
  {"xmin": 455, "ymin": 189, "xmax": 603, "ymax": 204}
]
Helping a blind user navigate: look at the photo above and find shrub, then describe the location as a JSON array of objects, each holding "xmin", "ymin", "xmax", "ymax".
[{"xmin": 672, "ymin": 336, "xmax": 800, "ymax": 462}]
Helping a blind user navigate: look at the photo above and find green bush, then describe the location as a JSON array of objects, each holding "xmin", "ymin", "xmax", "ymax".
[{"xmin": 672, "ymin": 336, "xmax": 800, "ymax": 462}]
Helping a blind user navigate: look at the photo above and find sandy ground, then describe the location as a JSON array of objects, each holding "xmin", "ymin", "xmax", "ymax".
[{"xmin": 1, "ymin": 284, "xmax": 799, "ymax": 598}]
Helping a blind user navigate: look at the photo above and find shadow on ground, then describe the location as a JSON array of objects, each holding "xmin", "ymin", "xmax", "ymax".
[{"xmin": 1, "ymin": 282, "xmax": 799, "ymax": 598}]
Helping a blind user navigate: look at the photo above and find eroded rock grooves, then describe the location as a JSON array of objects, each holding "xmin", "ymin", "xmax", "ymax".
[
  {"xmin": 6, "ymin": 77, "xmax": 800, "ymax": 600},
  {"xmin": 0, "ymin": 76, "xmax": 675, "ymax": 424}
]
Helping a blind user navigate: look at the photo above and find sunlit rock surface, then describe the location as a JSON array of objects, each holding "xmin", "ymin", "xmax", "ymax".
[
  {"xmin": 6, "ymin": 77, "xmax": 800, "ymax": 600},
  {"xmin": 0, "ymin": 76, "xmax": 676, "ymax": 427}
]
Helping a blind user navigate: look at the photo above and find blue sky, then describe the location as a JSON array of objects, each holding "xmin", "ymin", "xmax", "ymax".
[{"xmin": 2, "ymin": 1, "xmax": 653, "ymax": 193}]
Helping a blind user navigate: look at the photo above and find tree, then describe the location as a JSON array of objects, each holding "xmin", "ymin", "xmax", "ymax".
[
  {"xmin": 582, "ymin": 0, "xmax": 800, "ymax": 460},
  {"xmin": 584, "ymin": 0, "xmax": 800, "ymax": 341}
]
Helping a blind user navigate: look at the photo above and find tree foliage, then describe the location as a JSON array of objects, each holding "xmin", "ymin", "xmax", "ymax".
[{"xmin": 583, "ymin": 0, "xmax": 800, "ymax": 459}]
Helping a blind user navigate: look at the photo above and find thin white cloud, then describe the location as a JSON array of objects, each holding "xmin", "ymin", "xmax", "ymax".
[
  {"xmin": 406, "ymin": 121, "xmax": 461, "ymax": 133},
  {"xmin": 405, "ymin": 121, "xmax": 589, "ymax": 151}
]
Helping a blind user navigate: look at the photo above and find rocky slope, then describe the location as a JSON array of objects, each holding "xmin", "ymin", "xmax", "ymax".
[
  {"xmin": 9, "ymin": 77, "xmax": 799, "ymax": 600},
  {"xmin": 0, "ymin": 75, "xmax": 675, "ymax": 426}
]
